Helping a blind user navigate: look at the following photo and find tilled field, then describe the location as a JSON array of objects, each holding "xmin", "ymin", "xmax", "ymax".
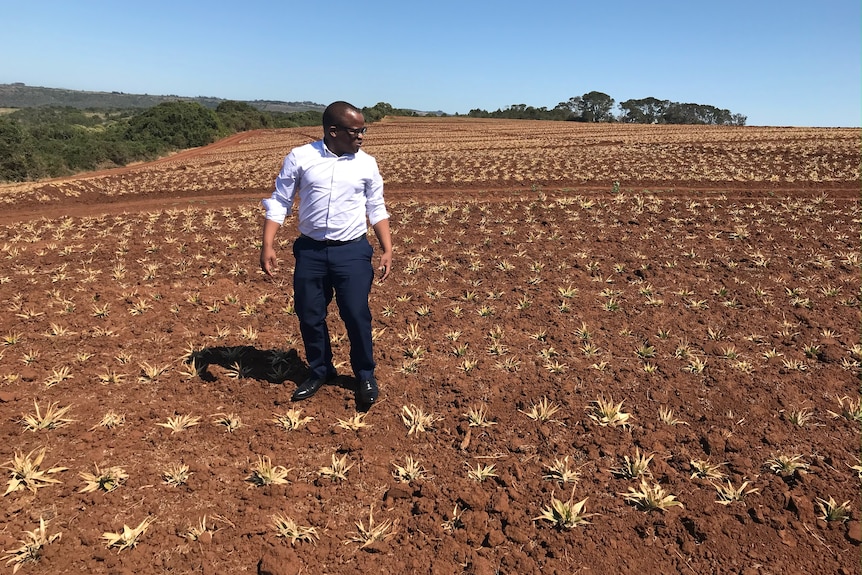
[{"xmin": 0, "ymin": 118, "xmax": 860, "ymax": 575}]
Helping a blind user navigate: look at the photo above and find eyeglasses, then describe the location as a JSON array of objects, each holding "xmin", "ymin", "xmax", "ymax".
[{"xmin": 335, "ymin": 125, "xmax": 367, "ymax": 136}]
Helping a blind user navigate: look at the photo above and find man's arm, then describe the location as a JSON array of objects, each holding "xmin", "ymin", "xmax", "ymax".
[
  {"xmin": 260, "ymin": 218, "xmax": 281, "ymax": 276},
  {"xmin": 260, "ymin": 151, "xmax": 300, "ymax": 276},
  {"xmin": 372, "ymin": 218, "xmax": 392, "ymax": 282}
]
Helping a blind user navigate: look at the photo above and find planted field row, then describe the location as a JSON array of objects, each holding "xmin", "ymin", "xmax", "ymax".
[
  {"xmin": 0, "ymin": 188, "xmax": 859, "ymax": 573},
  {"xmin": 0, "ymin": 120, "xmax": 858, "ymax": 209}
]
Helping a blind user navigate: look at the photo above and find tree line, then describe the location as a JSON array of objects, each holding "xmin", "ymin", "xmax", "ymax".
[
  {"xmin": 468, "ymin": 91, "xmax": 747, "ymax": 125},
  {"xmin": 0, "ymin": 101, "xmax": 326, "ymax": 183},
  {"xmin": 0, "ymin": 101, "xmax": 423, "ymax": 183},
  {"xmin": 0, "ymin": 94, "xmax": 743, "ymax": 183}
]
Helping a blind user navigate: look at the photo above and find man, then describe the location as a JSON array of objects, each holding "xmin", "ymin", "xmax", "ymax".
[{"xmin": 260, "ymin": 101, "xmax": 392, "ymax": 409}]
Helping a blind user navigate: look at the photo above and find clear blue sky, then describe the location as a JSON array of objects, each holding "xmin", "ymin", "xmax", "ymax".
[{"xmin": 2, "ymin": 0, "xmax": 859, "ymax": 127}]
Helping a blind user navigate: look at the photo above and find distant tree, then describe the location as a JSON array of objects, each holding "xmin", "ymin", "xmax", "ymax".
[
  {"xmin": 467, "ymin": 104, "xmax": 559, "ymax": 121},
  {"xmin": 699, "ymin": 105, "xmax": 731, "ymax": 125},
  {"xmin": 0, "ymin": 117, "xmax": 39, "ymax": 181},
  {"xmin": 126, "ymin": 101, "xmax": 223, "ymax": 152},
  {"xmin": 362, "ymin": 102, "xmax": 394, "ymax": 123},
  {"xmin": 661, "ymin": 103, "xmax": 739, "ymax": 125},
  {"xmin": 563, "ymin": 92, "xmax": 616, "ymax": 122},
  {"xmin": 361, "ymin": 102, "xmax": 417, "ymax": 122},
  {"xmin": 268, "ymin": 110, "xmax": 322, "ymax": 128},
  {"xmin": 551, "ymin": 101, "xmax": 576, "ymax": 121},
  {"xmin": 467, "ymin": 108, "xmax": 491, "ymax": 118},
  {"xmin": 215, "ymin": 100, "xmax": 255, "ymax": 114},
  {"xmin": 216, "ymin": 100, "xmax": 272, "ymax": 131},
  {"xmin": 618, "ymin": 97, "xmax": 670, "ymax": 124},
  {"xmin": 63, "ymin": 132, "xmax": 107, "ymax": 171},
  {"xmin": 581, "ymin": 91, "xmax": 615, "ymax": 122},
  {"xmin": 730, "ymin": 113, "xmax": 747, "ymax": 126}
]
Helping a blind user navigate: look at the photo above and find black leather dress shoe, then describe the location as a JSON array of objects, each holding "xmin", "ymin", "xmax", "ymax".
[
  {"xmin": 356, "ymin": 377, "xmax": 378, "ymax": 406},
  {"xmin": 292, "ymin": 376, "xmax": 328, "ymax": 401}
]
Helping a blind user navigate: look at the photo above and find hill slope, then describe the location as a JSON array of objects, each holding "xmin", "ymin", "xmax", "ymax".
[{"xmin": 0, "ymin": 82, "xmax": 324, "ymax": 113}]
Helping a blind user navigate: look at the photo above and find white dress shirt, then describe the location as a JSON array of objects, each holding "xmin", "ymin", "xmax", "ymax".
[{"xmin": 262, "ymin": 140, "xmax": 389, "ymax": 242}]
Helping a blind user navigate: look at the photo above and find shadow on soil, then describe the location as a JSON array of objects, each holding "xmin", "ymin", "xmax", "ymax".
[
  {"xmin": 188, "ymin": 345, "xmax": 305, "ymax": 385},
  {"xmin": 187, "ymin": 345, "xmax": 364, "ymax": 407}
]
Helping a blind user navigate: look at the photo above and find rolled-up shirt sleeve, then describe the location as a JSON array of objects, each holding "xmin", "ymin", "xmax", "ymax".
[
  {"xmin": 262, "ymin": 153, "xmax": 298, "ymax": 225},
  {"xmin": 365, "ymin": 159, "xmax": 389, "ymax": 226}
]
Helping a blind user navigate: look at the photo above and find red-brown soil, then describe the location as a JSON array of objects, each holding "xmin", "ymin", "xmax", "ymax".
[{"xmin": 0, "ymin": 118, "xmax": 860, "ymax": 575}]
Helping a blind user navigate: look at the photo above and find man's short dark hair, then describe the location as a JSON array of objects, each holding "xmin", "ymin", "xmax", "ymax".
[{"xmin": 323, "ymin": 101, "xmax": 361, "ymax": 127}]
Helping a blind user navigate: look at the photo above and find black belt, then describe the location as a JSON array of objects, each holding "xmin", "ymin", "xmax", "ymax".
[{"xmin": 300, "ymin": 234, "xmax": 364, "ymax": 246}]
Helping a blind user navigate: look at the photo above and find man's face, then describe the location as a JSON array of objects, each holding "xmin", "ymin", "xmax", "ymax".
[{"xmin": 327, "ymin": 110, "xmax": 366, "ymax": 156}]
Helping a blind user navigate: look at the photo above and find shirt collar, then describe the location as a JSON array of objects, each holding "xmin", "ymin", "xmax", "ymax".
[{"xmin": 320, "ymin": 139, "xmax": 355, "ymax": 159}]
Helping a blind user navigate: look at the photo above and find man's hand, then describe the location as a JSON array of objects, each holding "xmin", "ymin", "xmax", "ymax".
[
  {"xmin": 372, "ymin": 219, "xmax": 393, "ymax": 282},
  {"xmin": 377, "ymin": 251, "xmax": 393, "ymax": 282},
  {"xmin": 260, "ymin": 219, "xmax": 281, "ymax": 277},
  {"xmin": 260, "ymin": 246, "xmax": 277, "ymax": 276}
]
